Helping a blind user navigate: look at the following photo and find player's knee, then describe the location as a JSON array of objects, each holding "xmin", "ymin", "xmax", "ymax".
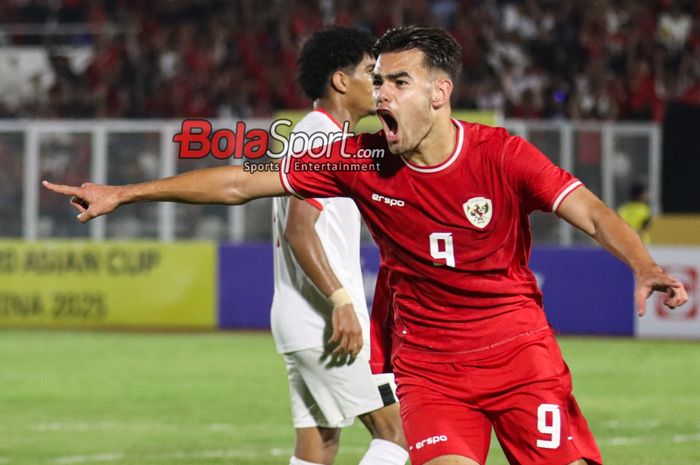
[
  {"xmin": 316, "ymin": 428, "xmax": 341, "ymax": 450},
  {"xmin": 375, "ymin": 425, "xmax": 405, "ymax": 447},
  {"xmin": 294, "ymin": 427, "xmax": 340, "ymax": 464},
  {"xmin": 294, "ymin": 445, "xmax": 339, "ymax": 465},
  {"xmin": 360, "ymin": 406, "xmax": 407, "ymax": 448}
]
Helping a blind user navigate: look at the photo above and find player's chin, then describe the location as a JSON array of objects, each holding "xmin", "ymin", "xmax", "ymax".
[{"xmin": 386, "ymin": 140, "xmax": 404, "ymax": 155}]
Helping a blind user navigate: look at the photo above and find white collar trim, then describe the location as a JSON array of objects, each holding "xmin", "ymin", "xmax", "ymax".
[{"xmin": 401, "ymin": 119, "xmax": 464, "ymax": 173}]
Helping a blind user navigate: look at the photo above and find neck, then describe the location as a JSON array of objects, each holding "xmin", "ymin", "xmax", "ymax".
[
  {"xmin": 403, "ymin": 115, "xmax": 456, "ymax": 166},
  {"xmin": 313, "ymin": 98, "xmax": 359, "ymax": 131}
]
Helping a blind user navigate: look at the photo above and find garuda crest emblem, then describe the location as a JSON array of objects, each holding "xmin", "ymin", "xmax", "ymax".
[{"xmin": 463, "ymin": 197, "xmax": 492, "ymax": 229}]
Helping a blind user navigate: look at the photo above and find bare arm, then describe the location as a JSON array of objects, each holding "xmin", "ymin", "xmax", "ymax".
[
  {"xmin": 43, "ymin": 167, "xmax": 285, "ymax": 223},
  {"xmin": 556, "ymin": 186, "xmax": 687, "ymax": 315},
  {"xmin": 284, "ymin": 198, "xmax": 363, "ymax": 357}
]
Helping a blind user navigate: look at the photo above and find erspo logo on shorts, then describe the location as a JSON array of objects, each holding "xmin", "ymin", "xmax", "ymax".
[{"xmin": 412, "ymin": 434, "xmax": 448, "ymax": 450}]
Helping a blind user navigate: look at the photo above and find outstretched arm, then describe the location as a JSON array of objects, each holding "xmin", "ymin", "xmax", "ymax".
[
  {"xmin": 556, "ymin": 186, "xmax": 688, "ymax": 316},
  {"xmin": 43, "ymin": 167, "xmax": 286, "ymax": 223},
  {"xmin": 284, "ymin": 198, "xmax": 363, "ymax": 357}
]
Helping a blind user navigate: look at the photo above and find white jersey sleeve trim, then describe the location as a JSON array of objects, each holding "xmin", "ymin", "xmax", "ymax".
[{"xmin": 552, "ymin": 180, "xmax": 583, "ymax": 213}]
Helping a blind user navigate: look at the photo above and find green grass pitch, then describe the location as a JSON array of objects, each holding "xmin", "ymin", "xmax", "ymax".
[{"xmin": 1, "ymin": 330, "xmax": 698, "ymax": 465}]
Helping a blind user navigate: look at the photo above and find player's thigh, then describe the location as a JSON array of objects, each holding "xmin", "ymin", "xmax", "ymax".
[
  {"xmin": 288, "ymin": 347, "xmax": 385, "ymax": 426},
  {"xmin": 359, "ymin": 402, "xmax": 403, "ymax": 440},
  {"xmin": 393, "ymin": 368, "xmax": 492, "ymax": 465},
  {"xmin": 490, "ymin": 387, "xmax": 601, "ymax": 465},
  {"xmin": 358, "ymin": 373, "xmax": 405, "ymax": 444},
  {"xmin": 487, "ymin": 335, "xmax": 602, "ymax": 465}
]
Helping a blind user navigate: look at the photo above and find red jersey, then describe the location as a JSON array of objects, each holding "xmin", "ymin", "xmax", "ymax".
[
  {"xmin": 369, "ymin": 266, "xmax": 395, "ymax": 373},
  {"xmin": 280, "ymin": 120, "xmax": 582, "ymax": 361}
]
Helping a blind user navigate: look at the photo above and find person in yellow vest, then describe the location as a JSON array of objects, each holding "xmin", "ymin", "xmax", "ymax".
[{"xmin": 618, "ymin": 183, "xmax": 652, "ymax": 243}]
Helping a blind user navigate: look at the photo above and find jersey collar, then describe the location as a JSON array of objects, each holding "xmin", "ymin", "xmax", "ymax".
[{"xmin": 401, "ymin": 119, "xmax": 464, "ymax": 173}]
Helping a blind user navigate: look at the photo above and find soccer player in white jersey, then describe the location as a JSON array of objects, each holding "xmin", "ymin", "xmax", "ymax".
[{"xmin": 269, "ymin": 28, "xmax": 407, "ymax": 465}]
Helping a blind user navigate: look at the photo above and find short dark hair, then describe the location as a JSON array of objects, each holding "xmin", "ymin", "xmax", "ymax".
[
  {"xmin": 297, "ymin": 27, "xmax": 375, "ymax": 101},
  {"xmin": 372, "ymin": 26, "xmax": 462, "ymax": 81},
  {"xmin": 630, "ymin": 182, "xmax": 647, "ymax": 200}
]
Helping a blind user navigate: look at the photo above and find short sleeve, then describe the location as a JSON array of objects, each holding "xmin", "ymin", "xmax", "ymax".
[
  {"xmin": 279, "ymin": 138, "xmax": 359, "ymax": 199},
  {"xmin": 502, "ymin": 136, "xmax": 583, "ymax": 213}
]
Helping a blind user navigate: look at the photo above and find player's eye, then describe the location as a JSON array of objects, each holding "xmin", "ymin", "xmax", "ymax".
[
  {"xmin": 396, "ymin": 80, "xmax": 408, "ymax": 86},
  {"xmin": 373, "ymin": 78, "xmax": 383, "ymax": 87}
]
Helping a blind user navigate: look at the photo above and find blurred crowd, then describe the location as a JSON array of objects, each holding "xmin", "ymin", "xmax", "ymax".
[{"xmin": 0, "ymin": 0, "xmax": 699, "ymax": 120}]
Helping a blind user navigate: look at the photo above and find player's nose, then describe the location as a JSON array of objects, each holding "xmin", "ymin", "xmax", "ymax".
[{"xmin": 374, "ymin": 85, "xmax": 391, "ymax": 106}]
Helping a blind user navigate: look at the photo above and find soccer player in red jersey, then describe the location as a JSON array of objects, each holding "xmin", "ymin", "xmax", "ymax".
[{"xmin": 44, "ymin": 26, "xmax": 688, "ymax": 465}]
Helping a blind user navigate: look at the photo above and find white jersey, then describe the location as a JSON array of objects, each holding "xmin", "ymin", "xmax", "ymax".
[{"xmin": 270, "ymin": 110, "xmax": 369, "ymax": 354}]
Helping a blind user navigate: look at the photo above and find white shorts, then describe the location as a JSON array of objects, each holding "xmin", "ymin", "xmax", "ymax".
[{"xmin": 283, "ymin": 347, "xmax": 398, "ymax": 428}]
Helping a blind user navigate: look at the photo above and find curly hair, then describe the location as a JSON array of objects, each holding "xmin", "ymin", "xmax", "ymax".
[
  {"xmin": 297, "ymin": 27, "xmax": 375, "ymax": 101},
  {"xmin": 372, "ymin": 26, "xmax": 462, "ymax": 81}
]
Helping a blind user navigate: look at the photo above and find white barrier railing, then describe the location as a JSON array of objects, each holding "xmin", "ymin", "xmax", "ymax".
[
  {"xmin": 504, "ymin": 119, "xmax": 661, "ymax": 246},
  {"xmin": 0, "ymin": 119, "xmax": 661, "ymax": 245}
]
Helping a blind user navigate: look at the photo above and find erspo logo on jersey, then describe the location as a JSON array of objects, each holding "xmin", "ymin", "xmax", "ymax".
[
  {"xmin": 371, "ymin": 193, "xmax": 405, "ymax": 207},
  {"xmin": 172, "ymin": 119, "xmax": 385, "ymax": 172}
]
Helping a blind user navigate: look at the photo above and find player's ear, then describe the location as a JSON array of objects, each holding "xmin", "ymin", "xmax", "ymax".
[
  {"xmin": 330, "ymin": 70, "xmax": 348, "ymax": 94},
  {"xmin": 431, "ymin": 78, "xmax": 453, "ymax": 109}
]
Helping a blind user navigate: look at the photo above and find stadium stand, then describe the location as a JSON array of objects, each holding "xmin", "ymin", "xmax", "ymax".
[{"xmin": 0, "ymin": 0, "xmax": 698, "ymax": 120}]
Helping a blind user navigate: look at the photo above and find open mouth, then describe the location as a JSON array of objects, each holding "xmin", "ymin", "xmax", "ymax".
[{"xmin": 377, "ymin": 110, "xmax": 399, "ymax": 143}]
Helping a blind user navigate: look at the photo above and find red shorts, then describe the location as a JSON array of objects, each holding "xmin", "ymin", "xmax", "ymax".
[{"xmin": 393, "ymin": 328, "xmax": 603, "ymax": 465}]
